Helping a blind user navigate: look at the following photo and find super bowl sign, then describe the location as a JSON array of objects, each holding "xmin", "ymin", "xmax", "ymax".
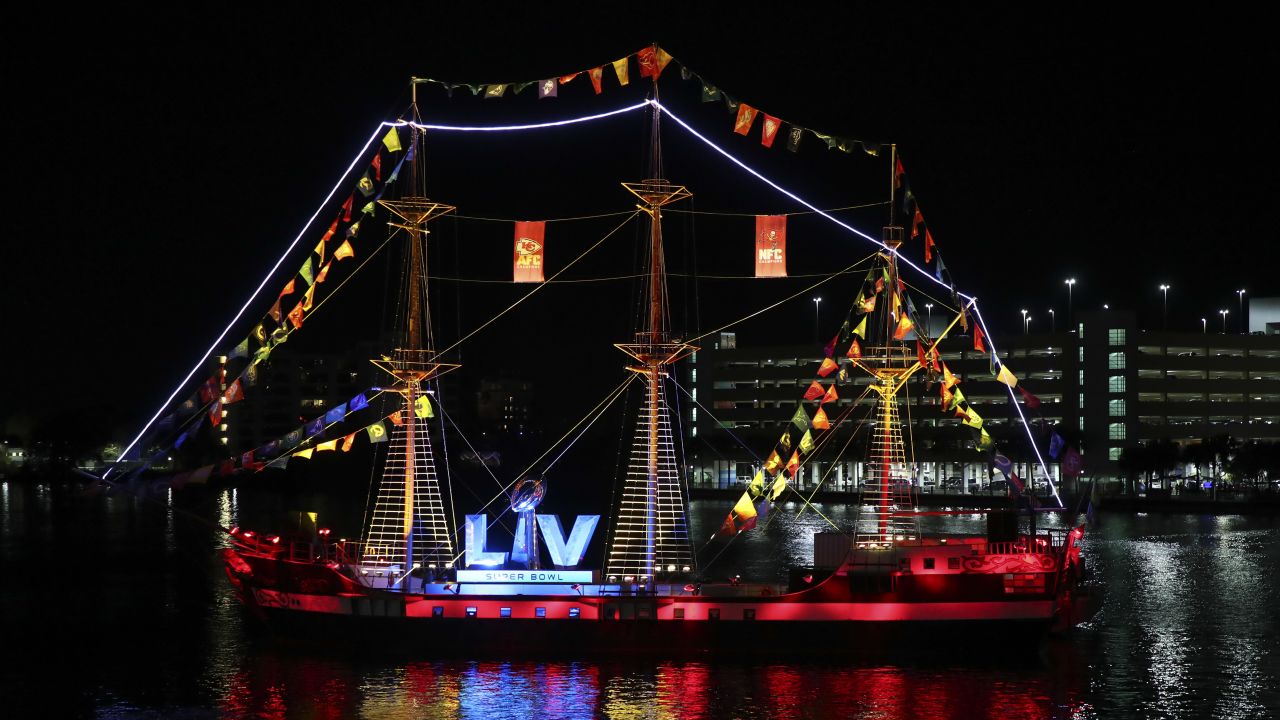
[
  {"xmin": 513, "ymin": 221, "xmax": 545, "ymax": 282},
  {"xmin": 464, "ymin": 514, "xmax": 599, "ymax": 569}
]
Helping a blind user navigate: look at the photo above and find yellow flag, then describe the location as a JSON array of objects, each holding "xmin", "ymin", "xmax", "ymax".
[
  {"xmin": 414, "ymin": 394, "xmax": 434, "ymax": 419},
  {"xmin": 749, "ymin": 470, "xmax": 765, "ymax": 497},
  {"xmin": 292, "ymin": 448, "xmax": 314, "ymax": 459},
  {"xmin": 963, "ymin": 407, "xmax": 983, "ymax": 429},
  {"xmin": 996, "ymin": 364, "xmax": 1019, "ymax": 388},
  {"xmin": 302, "ymin": 284, "xmax": 316, "ymax": 311},
  {"xmin": 779, "ymin": 431, "xmax": 792, "ymax": 450},
  {"xmin": 316, "ymin": 439, "xmax": 338, "ymax": 452},
  {"xmin": 852, "ymin": 316, "xmax": 867, "ymax": 339},
  {"xmin": 612, "ymin": 57, "xmax": 630, "ymax": 86},
  {"xmin": 382, "ymin": 127, "xmax": 402, "ymax": 153},
  {"xmin": 314, "ymin": 238, "xmax": 325, "ymax": 264},
  {"xmin": 769, "ymin": 474, "xmax": 788, "ymax": 501},
  {"xmin": 732, "ymin": 491, "xmax": 756, "ymax": 522}
]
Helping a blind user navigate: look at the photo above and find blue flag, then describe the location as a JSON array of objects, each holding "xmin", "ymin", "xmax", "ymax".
[
  {"xmin": 325, "ymin": 403, "xmax": 348, "ymax": 425},
  {"xmin": 1049, "ymin": 432, "xmax": 1065, "ymax": 460},
  {"xmin": 349, "ymin": 392, "xmax": 369, "ymax": 412},
  {"xmin": 305, "ymin": 418, "xmax": 324, "ymax": 438},
  {"xmin": 284, "ymin": 429, "xmax": 303, "ymax": 448},
  {"xmin": 174, "ymin": 431, "xmax": 189, "ymax": 449},
  {"xmin": 258, "ymin": 439, "xmax": 280, "ymax": 457}
]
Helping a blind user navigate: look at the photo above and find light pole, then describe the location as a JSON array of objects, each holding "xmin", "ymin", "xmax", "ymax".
[
  {"xmin": 925, "ymin": 303, "xmax": 933, "ymax": 335},
  {"xmin": 1026, "ymin": 317, "xmax": 1032, "ymax": 335},
  {"xmin": 1159, "ymin": 284, "xmax": 1170, "ymax": 330},
  {"xmin": 812, "ymin": 296, "xmax": 822, "ymax": 344},
  {"xmin": 1065, "ymin": 278, "xmax": 1076, "ymax": 331},
  {"xmin": 1238, "ymin": 289, "xmax": 1246, "ymax": 333},
  {"xmin": 1049, "ymin": 308, "xmax": 1055, "ymax": 334},
  {"xmin": 1201, "ymin": 317, "xmax": 1206, "ymax": 334},
  {"xmin": 1021, "ymin": 309, "xmax": 1028, "ymax": 335},
  {"xmin": 1220, "ymin": 309, "xmax": 1229, "ymax": 334}
]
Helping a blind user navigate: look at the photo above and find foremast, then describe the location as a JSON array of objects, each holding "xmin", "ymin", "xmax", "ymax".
[
  {"xmin": 361, "ymin": 113, "xmax": 458, "ymax": 578},
  {"xmin": 606, "ymin": 178, "xmax": 697, "ymax": 585}
]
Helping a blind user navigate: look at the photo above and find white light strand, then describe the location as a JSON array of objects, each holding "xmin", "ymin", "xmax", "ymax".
[{"xmin": 407, "ymin": 101, "xmax": 650, "ymax": 132}]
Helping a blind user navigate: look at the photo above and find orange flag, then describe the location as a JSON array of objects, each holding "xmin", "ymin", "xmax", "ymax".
[
  {"xmin": 388, "ymin": 411, "xmax": 403, "ymax": 426},
  {"xmin": 734, "ymin": 103, "xmax": 758, "ymax": 135},
  {"xmin": 846, "ymin": 339, "xmax": 862, "ymax": 359},
  {"xmin": 279, "ymin": 278, "xmax": 296, "ymax": 298},
  {"xmin": 785, "ymin": 450, "xmax": 801, "ymax": 477},
  {"xmin": 321, "ymin": 219, "xmax": 337, "ymax": 245},
  {"xmin": 287, "ymin": 302, "xmax": 304, "ymax": 329},
  {"xmin": 942, "ymin": 363, "xmax": 959, "ymax": 389},
  {"xmin": 803, "ymin": 381, "xmax": 825, "ymax": 401},
  {"xmin": 924, "ymin": 228, "xmax": 935, "ymax": 263},
  {"xmin": 817, "ymin": 357, "xmax": 838, "ymax": 377},
  {"xmin": 340, "ymin": 432, "xmax": 357, "ymax": 452},
  {"xmin": 893, "ymin": 315, "xmax": 914, "ymax": 340},
  {"xmin": 812, "ymin": 406, "xmax": 831, "ymax": 430},
  {"xmin": 334, "ymin": 239, "xmax": 354, "ymax": 261},
  {"xmin": 315, "ymin": 261, "xmax": 332, "ymax": 284},
  {"xmin": 754, "ymin": 215, "xmax": 787, "ymax": 277},
  {"xmin": 822, "ymin": 385, "xmax": 838, "ymax": 404},
  {"xmin": 764, "ymin": 450, "xmax": 782, "ymax": 474},
  {"xmin": 973, "ymin": 325, "xmax": 986, "ymax": 353},
  {"xmin": 588, "ymin": 66, "xmax": 604, "ymax": 94}
]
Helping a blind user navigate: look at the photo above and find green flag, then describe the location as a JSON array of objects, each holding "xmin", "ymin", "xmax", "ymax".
[
  {"xmin": 300, "ymin": 258, "xmax": 315, "ymax": 286},
  {"xmin": 362, "ymin": 201, "xmax": 376, "ymax": 216},
  {"xmin": 230, "ymin": 338, "xmax": 249, "ymax": 360},
  {"xmin": 790, "ymin": 405, "xmax": 809, "ymax": 432},
  {"xmin": 977, "ymin": 429, "xmax": 995, "ymax": 452},
  {"xmin": 799, "ymin": 430, "xmax": 815, "ymax": 454},
  {"xmin": 382, "ymin": 128, "xmax": 402, "ymax": 153},
  {"xmin": 366, "ymin": 421, "xmax": 388, "ymax": 443},
  {"xmin": 852, "ymin": 316, "xmax": 867, "ymax": 339},
  {"xmin": 946, "ymin": 388, "xmax": 966, "ymax": 412}
]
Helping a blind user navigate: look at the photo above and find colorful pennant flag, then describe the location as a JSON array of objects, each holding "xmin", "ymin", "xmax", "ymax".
[
  {"xmin": 315, "ymin": 439, "xmax": 338, "ymax": 452},
  {"xmin": 636, "ymin": 45, "xmax": 673, "ymax": 79},
  {"xmin": 485, "ymin": 84, "xmax": 507, "ymax": 99},
  {"xmin": 414, "ymin": 395, "xmax": 434, "ymax": 419},
  {"xmin": 799, "ymin": 430, "xmax": 815, "ymax": 454},
  {"xmin": 823, "ymin": 332, "xmax": 838, "ymax": 358},
  {"xmin": 293, "ymin": 448, "xmax": 314, "ymax": 460},
  {"xmin": 700, "ymin": 82, "xmax": 721, "ymax": 102},
  {"xmin": 208, "ymin": 401, "xmax": 222, "ymax": 427},
  {"xmin": 388, "ymin": 411, "xmax": 403, "ymax": 425},
  {"xmin": 786, "ymin": 126, "xmax": 803, "ymax": 153},
  {"xmin": 349, "ymin": 392, "xmax": 369, "ymax": 412},
  {"xmin": 1048, "ymin": 432, "xmax": 1065, "ymax": 460},
  {"xmin": 513, "ymin": 221, "xmax": 546, "ymax": 282},
  {"xmin": 366, "ymin": 421, "xmax": 388, "ymax": 443},
  {"xmin": 325, "ymin": 403, "xmax": 347, "ymax": 425},
  {"xmin": 924, "ymin": 229, "xmax": 935, "ymax": 263},
  {"xmin": 287, "ymin": 302, "xmax": 304, "ymax": 330},
  {"xmin": 996, "ymin": 364, "xmax": 1019, "ymax": 388},
  {"xmin": 1017, "ymin": 386, "xmax": 1041, "ymax": 409},
  {"xmin": 764, "ymin": 450, "xmax": 782, "ymax": 474},
  {"xmin": 588, "ymin": 66, "xmax": 604, "ymax": 94},
  {"xmin": 341, "ymin": 196, "xmax": 353, "ymax": 222},
  {"xmin": 852, "ymin": 316, "xmax": 867, "ymax": 339},
  {"xmin": 538, "ymin": 78, "xmax": 558, "ymax": 98},
  {"xmin": 734, "ymin": 103, "xmax": 758, "ymax": 135},
  {"xmin": 761, "ymin": 114, "xmax": 781, "ymax": 148},
  {"xmin": 974, "ymin": 325, "xmax": 986, "ymax": 353},
  {"xmin": 300, "ymin": 258, "xmax": 315, "ymax": 287},
  {"xmin": 612, "ymin": 57, "xmax": 629, "ymax": 86},
  {"xmin": 302, "ymin": 284, "xmax": 315, "ymax": 311},
  {"xmin": 340, "ymin": 432, "xmax": 357, "ymax": 453},
  {"xmin": 769, "ymin": 473, "xmax": 787, "ymax": 501},
  {"xmin": 749, "ymin": 470, "xmax": 766, "ymax": 497},
  {"xmin": 731, "ymin": 491, "xmax": 757, "ymax": 530},
  {"xmin": 779, "ymin": 431, "xmax": 792, "ymax": 450},
  {"xmin": 224, "ymin": 379, "xmax": 245, "ymax": 405},
  {"xmin": 305, "ymin": 418, "xmax": 324, "ymax": 438},
  {"xmin": 785, "ymin": 450, "xmax": 801, "ymax": 478},
  {"xmin": 230, "ymin": 338, "xmax": 249, "ymax": 360},
  {"xmin": 382, "ymin": 128, "xmax": 402, "ymax": 153},
  {"xmin": 334, "ymin": 239, "xmax": 354, "ymax": 261},
  {"xmin": 817, "ymin": 357, "xmax": 838, "ymax": 377},
  {"xmin": 315, "ymin": 261, "xmax": 332, "ymax": 285},
  {"xmin": 356, "ymin": 172, "xmax": 375, "ymax": 197},
  {"xmin": 790, "ymin": 405, "xmax": 810, "ymax": 431},
  {"xmin": 893, "ymin": 315, "xmax": 914, "ymax": 340},
  {"xmin": 822, "ymin": 385, "xmax": 839, "ymax": 404},
  {"xmin": 812, "ymin": 406, "xmax": 831, "ymax": 430},
  {"xmin": 803, "ymin": 381, "xmax": 825, "ymax": 401},
  {"xmin": 754, "ymin": 215, "xmax": 787, "ymax": 277}
]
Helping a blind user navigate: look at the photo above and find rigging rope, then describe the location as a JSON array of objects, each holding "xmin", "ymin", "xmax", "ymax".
[{"xmin": 665, "ymin": 200, "xmax": 890, "ymax": 218}]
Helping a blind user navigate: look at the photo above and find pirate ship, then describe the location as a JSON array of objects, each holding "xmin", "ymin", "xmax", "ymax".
[{"xmin": 112, "ymin": 48, "xmax": 1098, "ymax": 655}]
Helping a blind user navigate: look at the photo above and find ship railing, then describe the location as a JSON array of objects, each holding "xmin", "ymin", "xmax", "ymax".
[{"xmin": 981, "ymin": 533, "xmax": 1067, "ymax": 556}]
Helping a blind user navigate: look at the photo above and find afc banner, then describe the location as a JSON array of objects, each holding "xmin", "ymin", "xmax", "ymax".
[
  {"xmin": 754, "ymin": 214, "xmax": 787, "ymax": 277},
  {"xmin": 513, "ymin": 220, "xmax": 545, "ymax": 282}
]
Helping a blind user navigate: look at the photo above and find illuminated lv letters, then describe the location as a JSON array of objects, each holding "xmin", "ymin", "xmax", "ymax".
[
  {"xmin": 536, "ymin": 514, "xmax": 599, "ymax": 568},
  {"xmin": 463, "ymin": 513, "xmax": 600, "ymax": 568},
  {"xmin": 464, "ymin": 514, "xmax": 508, "ymax": 567}
]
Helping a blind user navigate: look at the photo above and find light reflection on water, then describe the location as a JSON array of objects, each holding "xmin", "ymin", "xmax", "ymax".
[{"xmin": 1, "ymin": 485, "xmax": 1277, "ymax": 719}]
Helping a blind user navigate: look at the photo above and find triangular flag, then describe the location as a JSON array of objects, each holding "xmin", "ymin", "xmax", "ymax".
[
  {"xmin": 315, "ymin": 439, "xmax": 338, "ymax": 452},
  {"xmin": 293, "ymin": 448, "xmax": 314, "ymax": 459},
  {"xmin": 924, "ymin": 228, "xmax": 935, "ymax": 264},
  {"xmin": 838, "ymin": 319, "xmax": 851, "ymax": 343},
  {"xmin": 302, "ymin": 284, "xmax": 315, "ymax": 311},
  {"xmin": 371, "ymin": 153, "xmax": 382, "ymax": 181},
  {"xmin": 267, "ymin": 298, "xmax": 282, "ymax": 323},
  {"xmin": 314, "ymin": 237, "xmax": 326, "ymax": 264},
  {"xmin": 893, "ymin": 315, "xmax": 914, "ymax": 340},
  {"xmin": 224, "ymin": 378, "xmax": 244, "ymax": 405},
  {"xmin": 769, "ymin": 474, "xmax": 787, "ymax": 501},
  {"xmin": 798, "ymin": 430, "xmax": 815, "ymax": 454},
  {"xmin": 382, "ymin": 128, "xmax": 402, "ymax": 153},
  {"xmin": 349, "ymin": 392, "xmax": 369, "ymax": 412},
  {"xmin": 911, "ymin": 209, "xmax": 924, "ymax": 240},
  {"xmin": 366, "ymin": 421, "xmax": 388, "ymax": 443},
  {"xmin": 414, "ymin": 394, "xmax": 434, "ymax": 419},
  {"xmin": 812, "ymin": 407, "xmax": 831, "ymax": 430},
  {"xmin": 611, "ymin": 57, "xmax": 629, "ymax": 86},
  {"xmin": 822, "ymin": 385, "xmax": 839, "ymax": 404},
  {"xmin": 732, "ymin": 491, "xmax": 757, "ymax": 525},
  {"xmin": 749, "ymin": 470, "xmax": 766, "ymax": 498},
  {"xmin": 637, "ymin": 45, "xmax": 672, "ymax": 79},
  {"xmin": 786, "ymin": 126, "xmax": 803, "ymax": 153},
  {"xmin": 300, "ymin": 258, "xmax": 315, "ymax": 286},
  {"xmin": 208, "ymin": 401, "xmax": 222, "ymax": 427},
  {"xmin": 764, "ymin": 450, "xmax": 782, "ymax": 474},
  {"xmin": 823, "ymin": 332, "xmax": 839, "ymax": 358},
  {"xmin": 917, "ymin": 340, "xmax": 928, "ymax": 369},
  {"xmin": 963, "ymin": 407, "xmax": 984, "ymax": 429},
  {"xmin": 942, "ymin": 363, "xmax": 959, "ymax": 389},
  {"xmin": 846, "ymin": 339, "xmax": 862, "ymax": 359},
  {"xmin": 1017, "ymin": 385, "xmax": 1041, "ymax": 409},
  {"xmin": 341, "ymin": 195, "xmax": 353, "ymax": 222},
  {"xmin": 779, "ymin": 431, "xmax": 792, "ymax": 450},
  {"xmin": 790, "ymin": 405, "xmax": 810, "ymax": 431},
  {"xmin": 538, "ymin": 78, "xmax": 558, "ymax": 98},
  {"xmin": 334, "ymin": 239, "xmax": 354, "ymax": 261},
  {"xmin": 817, "ymin": 358, "xmax": 838, "ymax": 377},
  {"xmin": 588, "ymin": 66, "xmax": 604, "ymax": 94},
  {"xmin": 859, "ymin": 294, "xmax": 876, "ymax": 314},
  {"xmin": 734, "ymin": 103, "xmax": 758, "ymax": 135},
  {"xmin": 484, "ymin": 84, "xmax": 507, "ymax": 98},
  {"xmin": 315, "ymin": 261, "xmax": 332, "ymax": 285},
  {"xmin": 287, "ymin": 302, "xmax": 304, "ymax": 329},
  {"xmin": 279, "ymin": 278, "xmax": 296, "ymax": 298},
  {"xmin": 852, "ymin": 316, "xmax": 867, "ymax": 339},
  {"xmin": 559, "ymin": 72, "xmax": 580, "ymax": 84},
  {"xmin": 803, "ymin": 381, "xmax": 825, "ymax": 401},
  {"xmin": 230, "ymin": 338, "xmax": 249, "ymax": 360},
  {"xmin": 361, "ymin": 201, "xmax": 375, "ymax": 216},
  {"xmin": 977, "ymin": 429, "xmax": 995, "ymax": 452},
  {"xmin": 324, "ymin": 403, "xmax": 347, "ymax": 425},
  {"xmin": 974, "ymin": 325, "xmax": 986, "ymax": 353},
  {"xmin": 388, "ymin": 411, "xmax": 403, "ymax": 425},
  {"xmin": 1049, "ymin": 432, "xmax": 1065, "ymax": 460},
  {"xmin": 718, "ymin": 514, "xmax": 737, "ymax": 537},
  {"xmin": 761, "ymin": 114, "xmax": 781, "ymax": 148},
  {"xmin": 356, "ymin": 172, "xmax": 375, "ymax": 197},
  {"xmin": 785, "ymin": 450, "xmax": 801, "ymax": 478},
  {"xmin": 346, "ymin": 221, "xmax": 361, "ymax": 238},
  {"xmin": 700, "ymin": 82, "xmax": 721, "ymax": 102},
  {"xmin": 996, "ymin": 364, "xmax": 1019, "ymax": 388}
]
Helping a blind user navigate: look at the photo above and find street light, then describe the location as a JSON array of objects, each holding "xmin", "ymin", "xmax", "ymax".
[
  {"xmin": 1065, "ymin": 278, "xmax": 1076, "ymax": 329},
  {"xmin": 1026, "ymin": 317, "xmax": 1032, "ymax": 335},
  {"xmin": 925, "ymin": 303, "xmax": 933, "ymax": 335},
  {"xmin": 1238, "ymin": 289, "xmax": 1246, "ymax": 333},
  {"xmin": 1201, "ymin": 317, "xmax": 1206, "ymax": 334},
  {"xmin": 1021, "ymin": 309, "xmax": 1028, "ymax": 335},
  {"xmin": 1219, "ymin": 309, "xmax": 1229, "ymax": 334},
  {"xmin": 1048, "ymin": 308, "xmax": 1055, "ymax": 334},
  {"xmin": 1159, "ymin": 284, "xmax": 1170, "ymax": 330},
  {"xmin": 812, "ymin": 296, "xmax": 822, "ymax": 344}
]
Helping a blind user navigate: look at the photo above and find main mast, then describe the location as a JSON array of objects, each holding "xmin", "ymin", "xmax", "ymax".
[
  {"xmin": 362, "ymin": 98, "xmax": 459, "ymax": 581},
  {"xmin": 606, "ymin": 100, "xmax": 696, "ymax": 586}
]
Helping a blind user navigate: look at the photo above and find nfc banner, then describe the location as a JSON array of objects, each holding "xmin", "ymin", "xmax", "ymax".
[
  {"xmin": 755, "ymin": 215, "xmax": 787, "ymax": 277},
  {"xmin": 513, "ymin": 221, "xmax": 545, "ymax": 282}
]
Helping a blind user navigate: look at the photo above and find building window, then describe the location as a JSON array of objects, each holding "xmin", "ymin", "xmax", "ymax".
[
  {"xmin": 1108, "ymin": 352, "xmax": 1126, "ymax": 370},
  {"xmin": 1108, "ymin": 447, "xmax": 1123, "ymax": 461},
  {"xmin": 1109, "ymin": 328, "xmax": 1126, "ymax": 345},
  {"xmin": 1079, "ymin": 370, "xmax": 1085, "ymax": 386},
  {"xmin": 1110, "ymin": 399, "xmax": 1126, "ymax": 417},
  {"xmin": 1078, "ymin": 323, "xmax": 1085, "ymax": 339},
  {"xmin": 1109, "ymin": 423, "xmax": 1126, "ymax": 440},
  {"xmin": 923, "ymin": 557, "xmax": 936, "ymax": 570},
  {"xmin": 1109, "ymin": 375, "xmax": 1126, "ymax": 393},
  {"xmin": 1079, "ymin": 393, "xmax": 1085, "ymax": 409},
  {"xmin": 500, "ymin": 607, "xmax": 512, "ymax": 618},
  {"xmin": 1079, "ymin": 417, "xmax": 1085, "ymax": 432},
  {"xmin": 948, "ymin": 557, "xmax": 962, "ymax": 570}
]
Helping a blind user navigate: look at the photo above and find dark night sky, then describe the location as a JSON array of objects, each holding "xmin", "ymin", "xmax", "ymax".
[{"xmin": 3, "ymin": 6, "xmax": 1276, "ymax": 446}]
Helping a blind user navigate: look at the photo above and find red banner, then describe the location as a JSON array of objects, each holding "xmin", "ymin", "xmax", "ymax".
[
  {"xmin": 513, "ymin": 221, "xmax": 546, "ymax": 282},
  {"xmin": 754, "ymin": 215, "xmax": 787, "ymax": 277}
]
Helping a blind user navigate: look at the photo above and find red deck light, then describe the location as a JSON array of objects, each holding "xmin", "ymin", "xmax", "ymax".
[{"xmin": 242, "ymin": 531, "xmax": 254, "ymax": 539}]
